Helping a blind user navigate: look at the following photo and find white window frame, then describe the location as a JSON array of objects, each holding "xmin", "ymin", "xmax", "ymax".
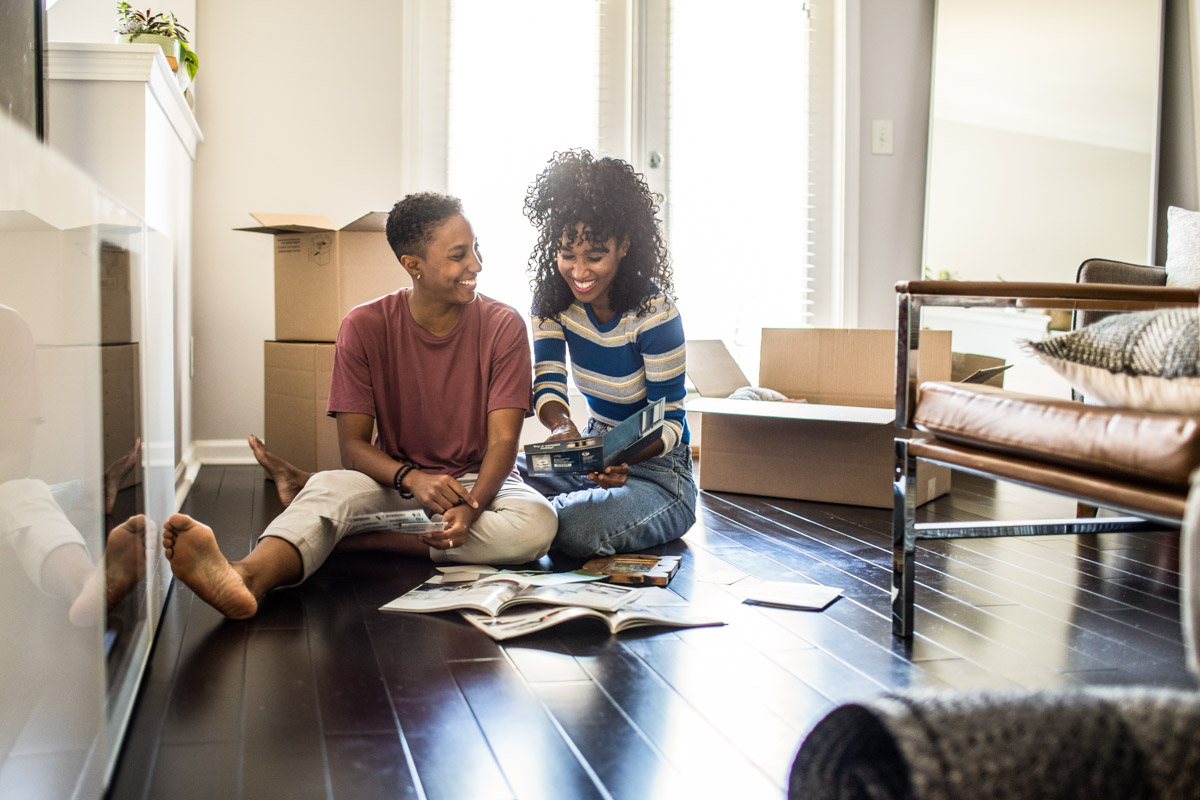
[{"xmin": 398, "ymin": 0, "xmax": 858, "ymax": 327}]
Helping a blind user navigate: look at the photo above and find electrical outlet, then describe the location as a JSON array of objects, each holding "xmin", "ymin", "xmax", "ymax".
[{"xmin": 871, "ymin": 120, "xmax": 894, "ymax": 155}]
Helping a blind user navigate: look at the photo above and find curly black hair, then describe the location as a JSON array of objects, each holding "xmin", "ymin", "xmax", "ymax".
[
  {"xmin": 524, "ymin": 150, "xmax": 674, "ymax": 320},
  {"xmin": 385, "ymin": 192, "xmax": 463, "ymax": 261}
]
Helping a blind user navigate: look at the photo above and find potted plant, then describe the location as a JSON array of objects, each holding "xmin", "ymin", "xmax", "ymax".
[{"xmin": 114, "ymin": 2, "xmax": 199, "ymax": 83}]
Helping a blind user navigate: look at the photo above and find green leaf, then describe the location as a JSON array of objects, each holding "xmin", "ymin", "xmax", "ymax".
[{"xmin": 180, "ymin": 44, "xmax": 199, "ymax": 81}]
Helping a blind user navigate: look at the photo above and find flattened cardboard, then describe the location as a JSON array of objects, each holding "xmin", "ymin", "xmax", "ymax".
[
  {"xmin": 264, "ymin": 341, "xmax": 341, "ymax": 474},
  {"xmin": 687, "ymin": 329, "xmax": 953, "ymax": 508},
  {"xmin": 686, "ymin": 339, "xmax": 751, "ymax": 398},
  {"xmin": 952, "ymin": 352, "xmax": 1008, "ymax": 387},
  {"xmin": 240, "ymin": 212, "xmax": 410, "ymax": 342}
]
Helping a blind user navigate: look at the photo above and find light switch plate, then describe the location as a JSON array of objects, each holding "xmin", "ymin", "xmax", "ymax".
[{"xmin": 871, "ymin": 119, "xmax": 894, "ymax": 155}]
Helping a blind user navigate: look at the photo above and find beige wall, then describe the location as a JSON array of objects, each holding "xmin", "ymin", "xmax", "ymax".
[
  {"xmin": 854, "ymin": 0, "xmax": 936, "ymax": 329},
  {"xmin": 189, "ymin": 0, "xmax": 409, "ymax": 449}
]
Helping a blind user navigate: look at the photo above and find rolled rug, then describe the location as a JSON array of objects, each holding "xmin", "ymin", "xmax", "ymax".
[{"xmin": 788, "ymin": 689, "xmax": 1200, "ymax": 800}]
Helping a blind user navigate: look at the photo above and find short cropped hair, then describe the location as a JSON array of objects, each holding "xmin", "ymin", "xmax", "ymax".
[{"xmin": 385, "ymin": 192, "xmax": 464, "ymax": 261}]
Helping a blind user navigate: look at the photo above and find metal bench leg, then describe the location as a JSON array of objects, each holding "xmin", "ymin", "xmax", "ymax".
[{"xmin": 892, "ymin": 437, "xmax": 918, "ymax": 639}]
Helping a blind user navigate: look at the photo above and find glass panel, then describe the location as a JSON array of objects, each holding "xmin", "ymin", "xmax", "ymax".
[
  {"xmin": 0, "ymin": 111, "xmax": 149, "ymax": 798},
  {"xmin": 924, "ymin": 0, "xmax": 1163, "ymax": 283}
]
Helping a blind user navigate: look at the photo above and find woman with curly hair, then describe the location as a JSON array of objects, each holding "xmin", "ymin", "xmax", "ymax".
[{"xmin": 519, "ymin": 149, "xmax": 697, "ymax": 558}]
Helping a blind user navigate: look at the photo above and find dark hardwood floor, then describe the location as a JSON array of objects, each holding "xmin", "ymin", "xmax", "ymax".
[{"xmin": 106, "ymin": 465, "xmax": 1195, "ymax": 800}]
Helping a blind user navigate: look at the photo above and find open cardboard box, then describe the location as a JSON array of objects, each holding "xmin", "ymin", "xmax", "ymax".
[
  {"xmin": 686, "ymin": 329, "xmax": 959, "ymax": 508},
  {"xmin": 239, "ymin": 212, "xmax": 410, "ymax": 342}
]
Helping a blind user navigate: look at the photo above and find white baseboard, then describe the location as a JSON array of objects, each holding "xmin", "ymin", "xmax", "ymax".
[
  {"xmin": 192, "ymin": 438, "xmax": 258, "ymax": 466},
  {"xmin": 174, "ymin": 440, "xmax": 258, "ymax": 508},
  {"xmin": 174, "ymin": 442, "xmax": 202, "ymax": 509}
]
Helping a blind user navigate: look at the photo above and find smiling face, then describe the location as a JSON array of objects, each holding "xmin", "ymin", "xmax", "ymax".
[
  {"xmin": 410, "ymin": 214, "xmax": 482, "ymax": 305},
  {"xmin": 556, "ymin": 222, "xmax": 629, "ymax": 316}
]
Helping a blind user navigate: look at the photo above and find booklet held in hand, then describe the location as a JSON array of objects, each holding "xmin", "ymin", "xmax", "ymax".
[{"xmin": 525, "ymin": 398, "xmax": 666, "ymax": 476}]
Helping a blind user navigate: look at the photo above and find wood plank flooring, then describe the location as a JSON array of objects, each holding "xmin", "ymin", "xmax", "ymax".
[{"xmin": 106, "ymin": 465, "xmax": 1196, "ymax": 800}]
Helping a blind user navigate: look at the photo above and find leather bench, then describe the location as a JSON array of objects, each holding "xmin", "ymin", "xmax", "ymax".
[{"xmin": 891, "ymin": 278, "xmax": 1200, "ymax": 638}]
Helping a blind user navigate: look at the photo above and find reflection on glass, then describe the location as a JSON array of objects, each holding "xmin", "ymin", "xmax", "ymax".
[
  {"xmin": 0, "ymin": 113, "xmax": 154, "ymax": 797},
  {"xmin": 924, "ymin": 0, "xmax": 1163, "ymax": 283}
]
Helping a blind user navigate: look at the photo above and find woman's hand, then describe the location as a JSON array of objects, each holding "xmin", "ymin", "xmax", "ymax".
[
  {"xmin": 421, "ymin": 503, "xmax": 478, "ymax": 550},
  {"xmin": 588, "ymin": 463, "xmax": 629, "ymax": 489},
  {"xmin": 406, "ymin": 470, "xmax": 478, "ymax": 515},
  {"xmin": 547, "ymin": 421, "xmax": 582, "ymax": 442}
]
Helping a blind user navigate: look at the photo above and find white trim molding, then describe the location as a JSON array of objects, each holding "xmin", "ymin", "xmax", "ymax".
[
  {"xmin": 191, "ymin": 438, "xmax": 259, "ymax": 466},
  {"xmin": 47, "ymin": 42, "xmax": 204, "ymax": 159},
  {"xmin": 1192, "ymin": 0, "xmax": 1200, "ymax": 201},
  {"xmin": 832, "ymin": 0, "xmax": 861, "ymax": 328}
]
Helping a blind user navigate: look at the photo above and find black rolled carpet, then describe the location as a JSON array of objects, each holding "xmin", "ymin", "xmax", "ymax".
[{"xmin": 788, "ymin": 689, "xmax": 1200, "ymax": 800}]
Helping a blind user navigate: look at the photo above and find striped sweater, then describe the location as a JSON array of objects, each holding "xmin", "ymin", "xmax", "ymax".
[{"xmin": 532, "ymin": 292, "xmax": 689, "ymax": 452}]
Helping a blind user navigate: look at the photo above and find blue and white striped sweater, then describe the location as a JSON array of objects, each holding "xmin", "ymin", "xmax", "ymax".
[{"xmin": 533, "ymin": 293, "xmax": 689, "ymax": 451}]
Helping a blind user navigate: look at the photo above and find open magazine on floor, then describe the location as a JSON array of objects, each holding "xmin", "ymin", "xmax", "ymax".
[
  {"xmin": 459, "ymin": 602, "xmax": 726, "ymax": 641},
  {"xmin": 379, "ymin": 573, "xmax": 639, "ymax": 617}
]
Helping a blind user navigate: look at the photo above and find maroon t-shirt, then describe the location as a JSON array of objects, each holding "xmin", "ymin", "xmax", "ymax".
[{"xmin": 327, "ymin": 290, "xmax": 532, "ymax": 478}]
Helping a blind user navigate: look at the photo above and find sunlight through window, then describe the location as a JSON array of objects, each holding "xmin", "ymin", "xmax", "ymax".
[{"xmin": 447, "ymin": 0, "xmax": 600, "ymax": 320}]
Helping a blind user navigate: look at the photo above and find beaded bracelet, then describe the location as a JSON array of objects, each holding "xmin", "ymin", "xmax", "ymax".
[{"xmin": 393, "ymin": 464, "xmax": 415, "ymax": 499}]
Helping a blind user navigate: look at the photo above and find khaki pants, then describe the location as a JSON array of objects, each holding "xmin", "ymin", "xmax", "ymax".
[{"xmin": 259, "ymin": 469, "xmax": 557, "ymax": 582}]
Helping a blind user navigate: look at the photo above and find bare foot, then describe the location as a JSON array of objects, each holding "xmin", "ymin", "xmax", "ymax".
[
  {"xmin": 104, "ymin": 437, "xmax": 141, "ymax": 514},
  {"xmin": 69, "ymin": 514, "xmax": 147, "ymax": 626},
  {"xmin": 163, "ymin": 513, "xmax": 258, "ymax": 619},
  {"xmin": 248, "ymin": 435, "xmax": 310, "ymax": 507}
]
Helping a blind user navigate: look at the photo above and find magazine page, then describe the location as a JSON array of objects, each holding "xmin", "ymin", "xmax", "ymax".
[
  {"xmin": 460, "ymin": 602, "xmax": 726, "ymax": 641},
  {"xmin": 505, "ymin": 580, "xmax": 640, "ymax": 613},
  {"xmin": 379, "ymin": 577, "xmax": 527, "ymax": 615},
  {"xmin": 344, "ymin": 508, "xmax": 443, "ymax": 535},
  {"xmin": 460, "ymin": 607, "xmax": 604, "ymax": 641},
  {"xmin": 608, "ymin": 603, "xmax": 726, "ymax": 632}
]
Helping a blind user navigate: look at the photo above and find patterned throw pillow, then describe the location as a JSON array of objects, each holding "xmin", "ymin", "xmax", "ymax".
[{"xmin": 1025, "ymin": 307, "xmax": 1200, "ymax": 412}]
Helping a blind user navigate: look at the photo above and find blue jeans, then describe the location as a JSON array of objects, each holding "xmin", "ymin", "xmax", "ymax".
[{"xmin": 517, "ymin": 419, "xmax": 698, "ymax": 558}]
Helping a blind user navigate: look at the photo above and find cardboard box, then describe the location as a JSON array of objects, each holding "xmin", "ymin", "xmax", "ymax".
[
  {"xmin": 102, "ymin": 343, "xmax": 142, "ymax": 491},
  {"xmin": 264, "ymin": 341, "xmax": 341, "ymax": 474},
  {"xmin": 2, "ymin": 229, "xmax": 133, "ymax": 346},
  {"xmin": 686, "ymin": 329, "xmax": 953, "ymax": 508},
  {"xmin": 239, "ymin": 212, "xmax": 411, "ymax": 342},
  {"xmin": 99, "ymin": 241, "xmax": 133, "ymax": 345}
]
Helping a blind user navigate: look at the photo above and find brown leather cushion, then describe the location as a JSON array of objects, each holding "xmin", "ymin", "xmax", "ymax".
[{"xmin": 913, "ymin": 381, "xmax": 1200, "ymax": 488}]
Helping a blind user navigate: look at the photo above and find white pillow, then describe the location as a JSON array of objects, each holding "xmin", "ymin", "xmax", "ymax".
[
  {"xmin": 1024, "ymin": 306, "xmax": 1200, "ymax": 412},
  {"xmin": 1166, "ymin": 206, "xmax": 1200, "ymax": 288},
  {"xmin": 1029, "ymin": 355, "xmax": 1200, "ymax": 413}
]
